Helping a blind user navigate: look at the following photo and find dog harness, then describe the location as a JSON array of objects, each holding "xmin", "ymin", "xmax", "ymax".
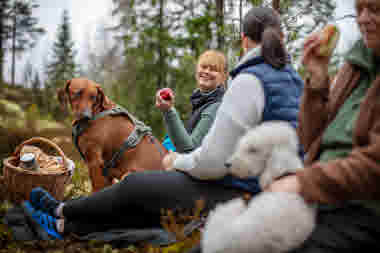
[{"xmin": 72, "ymin": 106, "xmax": 164, "ymax": 177}]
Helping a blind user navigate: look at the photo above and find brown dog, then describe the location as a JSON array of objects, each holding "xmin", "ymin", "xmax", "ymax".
[{"xmin": 58, "ymin": 78, "xmax": 167, "ymax": 192}]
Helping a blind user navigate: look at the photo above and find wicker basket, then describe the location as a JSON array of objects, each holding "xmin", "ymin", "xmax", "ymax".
[{"xmin": 3, "ymin": 137, "xmax": 71, "ymax": 203}]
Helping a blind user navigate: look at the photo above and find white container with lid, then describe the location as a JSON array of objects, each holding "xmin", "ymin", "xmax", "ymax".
[{"xmin": 20, "ymin": 153, "xmax": 39, "ymax": 171}]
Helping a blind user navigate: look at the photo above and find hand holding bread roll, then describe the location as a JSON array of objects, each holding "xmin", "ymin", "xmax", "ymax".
[{"xmin": 302, "ymin": 24, "xmax": 340, "ymax": 89}]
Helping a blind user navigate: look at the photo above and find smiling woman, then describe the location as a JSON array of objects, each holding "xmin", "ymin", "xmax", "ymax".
[
  {"xmin": 156, "ymin": 49, "xmax": 227, "ymax": 154},
  {"xmin": 195, "ymin": 51, "xmax": 227, "ymax": 92},
  {"xmin": 355, "ymin": 0, "xmax": 380, "ymax": 53}
]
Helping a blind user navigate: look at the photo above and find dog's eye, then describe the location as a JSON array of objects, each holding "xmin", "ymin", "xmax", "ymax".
[{"xmin": 248, "ymin": 147, "xmax": 257, "ymax": 153}]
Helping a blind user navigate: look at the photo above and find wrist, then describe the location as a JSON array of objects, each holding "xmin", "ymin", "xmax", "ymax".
[
  {"xmin": 161, "ymin": 106, "xmax": 174, "ymax": 114},
  {"xmin": 305, "ymin": 70, "xmax": 330, "ymax": 91},
  {"xmin": 172, "ymin": 153, "xmax": 195, "ymax": 170}
]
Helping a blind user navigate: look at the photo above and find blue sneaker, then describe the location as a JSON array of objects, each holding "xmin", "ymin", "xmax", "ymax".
[
  {"xmin": 22, "ymin": 201, "xmax": 62, "ymax": 240},
  {"xmin": 29, "ymin": 187, "xmax": 60, "ymax": 217}
]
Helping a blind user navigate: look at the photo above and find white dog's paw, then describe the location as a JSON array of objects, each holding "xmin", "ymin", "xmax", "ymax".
[{"xmin": 203, "ymin": 198, "xmax": 247, "ymax": 253}]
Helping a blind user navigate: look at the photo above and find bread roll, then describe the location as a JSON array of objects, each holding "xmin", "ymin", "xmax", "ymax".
[{"xmin": 318, "ymin": 24, "xmax": 340, "ymax": 57}]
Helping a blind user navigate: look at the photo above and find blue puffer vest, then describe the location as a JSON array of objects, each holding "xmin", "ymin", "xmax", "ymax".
[{"xmin": 216, "ymin": 56, "xmax": 304, "ymax": 194}]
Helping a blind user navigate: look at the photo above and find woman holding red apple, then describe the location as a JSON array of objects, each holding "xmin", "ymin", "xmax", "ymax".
[{"xmin": 155, "ymin": 50, "xmax": 227, "ymax": 153}]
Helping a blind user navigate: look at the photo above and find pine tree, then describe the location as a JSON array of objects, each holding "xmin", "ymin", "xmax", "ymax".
[
  {"xmin": 44, "ymin": 9, "xmax": 78, "ymax": 118},
  {"xmin": 8, "ymin": 0, "xmax": 45, "ymax": 86},
  {"xmin": 0, "ymin": 0, "xmax": 12, "ymax": 84},
  {"xmin": 45, "ymin": 9, "xmax": 77, "ymax": 90}
]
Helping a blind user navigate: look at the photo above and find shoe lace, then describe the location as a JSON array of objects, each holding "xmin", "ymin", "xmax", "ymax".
[{"xmin": 33, "ymin": 209, "xmax": 56, "ymax": 231}]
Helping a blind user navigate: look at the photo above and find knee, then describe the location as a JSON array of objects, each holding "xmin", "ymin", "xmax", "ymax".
[
  {"xmin": 120, "ymin": 171, "xmax": 142, "ymax": 185},
  {"xmin": 118, "ymin": 172, "xmax": 151, "ymax": 197},
  {"xmin": 118, "ymin": 171, "xmax": 169, "ymax": 202}
]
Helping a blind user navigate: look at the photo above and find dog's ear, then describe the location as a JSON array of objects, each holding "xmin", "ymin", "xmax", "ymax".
[
  {"xmin": 57, "ymin": 80, "xmax": 71, "ymax": 111},
  {"xmin": 260, "ymin": 147, "xmax": 303, "ymax": 189},
  {"xmin": 95, "ymin": 86, "xmax": 115, "ymax": 113}
]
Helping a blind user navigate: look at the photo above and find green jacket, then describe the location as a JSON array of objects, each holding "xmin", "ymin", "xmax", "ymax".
[
  {"xmin": 318, "ymin": 40, "xmax": 380, "ymax": 214},
  {"xmin": 162, "ymin": 102, "xmax": 221, "ymax": 153},
  {"xmin": 320, "ymin": 40, "xmax": 380, "ymax": 162}
]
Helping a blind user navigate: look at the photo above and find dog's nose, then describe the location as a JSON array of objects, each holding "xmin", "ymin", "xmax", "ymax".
[{"xmin": 224, "ymin": 162, "xmax": 232, "ymax": 168}]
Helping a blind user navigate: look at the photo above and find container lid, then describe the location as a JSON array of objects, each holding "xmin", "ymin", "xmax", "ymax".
[{"xmin": 20, "ymin": 153, "xmax": 35, "ymax": 163}]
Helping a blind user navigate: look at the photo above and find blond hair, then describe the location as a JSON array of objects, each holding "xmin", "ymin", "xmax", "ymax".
[{"xmin": 197, "ymin": 50, "xmax": 228, "ymax": 74}]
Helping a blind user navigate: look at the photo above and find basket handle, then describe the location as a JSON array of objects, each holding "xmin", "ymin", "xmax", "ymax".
[{"xmin": 13, "ymin": 137, "xmax": 69, "ymax": 165}]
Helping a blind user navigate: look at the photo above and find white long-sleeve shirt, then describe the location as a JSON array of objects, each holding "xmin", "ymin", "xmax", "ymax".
[{"xmin": 173, "ymin": 47, "xmax": 265, "ymax": 179}]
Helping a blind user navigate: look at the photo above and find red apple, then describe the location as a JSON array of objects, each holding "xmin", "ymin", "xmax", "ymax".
[{"xmin": 159, "ymin": 88, "xmax": 173, "ymax": 101}]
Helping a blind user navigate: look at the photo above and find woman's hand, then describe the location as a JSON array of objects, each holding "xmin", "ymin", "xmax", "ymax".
[
  {"xmin": 162, "ymin": 151, "xmax": 179, "ymax": 170},
  {"xmin": 266, "ymin": 175, "xmax": 301, "ymax": 194},
  {"xmin": 155, "ymin": 88, "xmax": 175, "ymax": 112},
  {"xmin": 302, "ymin": 33, "xmax": 331, "ymax": 89}
]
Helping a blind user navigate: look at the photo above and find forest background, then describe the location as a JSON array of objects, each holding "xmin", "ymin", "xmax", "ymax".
[{"xmin": 0, "ymin": 0, "xmax": 358, "ymax": 138}]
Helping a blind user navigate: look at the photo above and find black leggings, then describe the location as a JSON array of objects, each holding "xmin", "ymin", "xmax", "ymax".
[
  {"xmin": 290, "ymin": 204, "xmax": 380, "ymax": 252},
  {"xmin": 62, "ymin": 170, "xmax": 245, "ymax": 234}
]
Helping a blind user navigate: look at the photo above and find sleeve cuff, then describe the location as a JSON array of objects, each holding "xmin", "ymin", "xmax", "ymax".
[
  {"xmin": 296, "ymin": 163, "xmax": 336, "ymax": 204},
  {"xmin": 162, "ymin": 107, "xmax": 176, "ymax": 118},
  {"xmin": 172, "ymin": 153, "xmax": 196, "ymax": 171}
]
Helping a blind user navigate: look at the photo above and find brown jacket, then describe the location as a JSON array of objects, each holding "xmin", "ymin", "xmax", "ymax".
[{"xmin": 297, "ymin": 63, "xmax": 380, "ymax": 204}]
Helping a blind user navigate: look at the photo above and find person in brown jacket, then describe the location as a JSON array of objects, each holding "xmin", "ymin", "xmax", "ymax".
[{"xmin": 268, "ymin": 0, "xmax": 380, "ymax": 251}]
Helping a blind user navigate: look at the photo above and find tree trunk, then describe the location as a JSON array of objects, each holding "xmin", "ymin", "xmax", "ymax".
[
  {"xmin": 11, "ymin": 13, "xmax": 16, "ymax": 86},
  {"xmin": 239, "ymin": 0, "xmax": 243, "ymax": 34},
  {"xmin": 157, "ymin": 0, "xmax": 166, "ymax": 89},
  {"xmin": 215, "ymin": 0, "xmax": 224, "ymax": 50},
  {"xmin": 272, "ymin": 0, "xmax": 280, "ymax": 13},
  {"xmin": 190, "ymin": 0, "xmax": 198, "ymax": 57},
  {"xmin": 0, "ymin": 3, "xmax": 4, "ymax": 85}
]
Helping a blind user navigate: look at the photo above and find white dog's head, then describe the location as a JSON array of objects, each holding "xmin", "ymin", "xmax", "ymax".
[{"xmin": 226, "ymin": 121, "xmax": 303, "ymax": 189}]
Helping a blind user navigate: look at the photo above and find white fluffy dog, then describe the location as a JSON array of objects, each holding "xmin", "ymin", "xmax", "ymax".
[{"xmin": 202, "ymin": 121, "xmax": 316, "ymax": 253}]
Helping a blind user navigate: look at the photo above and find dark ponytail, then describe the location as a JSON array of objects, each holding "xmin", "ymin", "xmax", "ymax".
[
  {"xmin": 243, "ymin": 7, "xmax": 288, "ymax": 69},
  {"xmin": 262, "ymin": 26, "xmax": 287, "ymax": 69}
]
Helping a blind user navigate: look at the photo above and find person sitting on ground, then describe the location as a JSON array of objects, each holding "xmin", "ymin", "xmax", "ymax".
[
  {"xmin": 21, "ymin": 6, "xmax": 303, "ymax": 241},
  {"xmin": 158, "ymin": 50, "xmax": 227, "ymax": 153},
  {"xmin": 267, "ymin": 0, "xmax": 380, "ymax": 251}
]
